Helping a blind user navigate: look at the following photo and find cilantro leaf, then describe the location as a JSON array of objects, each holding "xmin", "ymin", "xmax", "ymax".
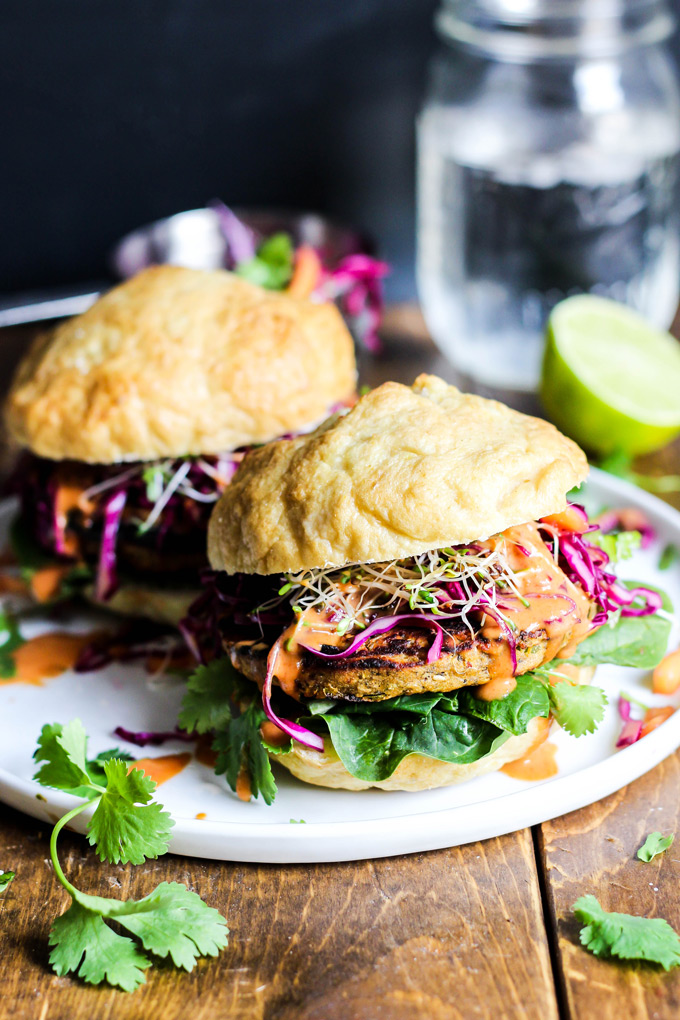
[
  {"xmin": 574, "ymin": 895, "xmax": 680, "ymax": 970},
  {"xmin": 49, "ymin": 901, "xmax": 150, "ymax": 992},
  {"xmin": 181, "ymin": 659, "xmax": 280, "ymax": 804},
  {"xmin": 213, "ymin": 700, "xmax": 278, "ymax": 805},
  {"xmin": 638, "ymin": 832, "xmax": 674, "ymax": 862},
  {"xmin": 547, "ymin": 681, "xmax": 607, "ymax": 737},
  {"xmin": 111, "ymin": 882, "xmax": 229, "ymax": 969},
  {"xmin": 33, "ymin": 720, "xmax": 95, "ymax": 795},
  {"xmin": 85, "ymin": 747, "xmax": 135, "ymax": 787},
  {"xmin": 0, "ymin": 870, "xmax": 15, "ymax": 891},
  {"xmin": 87, "ymin": 759, "xmax": 173, "ymax": 865},
  {"xmin": 235, "ymin": 233, "xmax": 294, "ymax": 290},
  {"xmin": 178, "ymin": 658, "xmax": 244, "ymax": 734},
  {"xmin": 36, "ymin": 718, "xmax": 229, "ymax": 992}
]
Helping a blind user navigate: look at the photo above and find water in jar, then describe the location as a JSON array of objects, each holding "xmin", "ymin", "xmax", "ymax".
[{"xmin": 417, "ymin": 102, "xmax": 680, "ymax": 392}]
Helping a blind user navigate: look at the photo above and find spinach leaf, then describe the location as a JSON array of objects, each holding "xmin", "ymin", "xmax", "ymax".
[
  {"xmin": 316, "ymin": 708, "xmax": 510, "ymax": 783},
  {"xmin": 457, "ymin": 674, "xmax": 550, "ymax": 735},
  {"xmin": 302, "ymin": 674, "xmax": 550, "ymax": 782},
  {"xmin": 568, "ymin": 583, "xmax": 672, "ymax": 669}
]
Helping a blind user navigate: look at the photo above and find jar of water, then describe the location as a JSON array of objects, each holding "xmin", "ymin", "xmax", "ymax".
[{"xmin": 417, "ymin": 0, "xmax": 680, "ymax": 399}]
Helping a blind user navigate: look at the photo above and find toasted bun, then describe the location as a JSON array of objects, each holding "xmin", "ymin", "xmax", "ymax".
[
  {"xmin": 5, "ymin": 266, "xmax": 357, "ymax": 464},
  {"xmin": 274, "ymin": 666, "xmax": 596, "ymax": 792},
  {"xmin": 208, "ymin": 374, "xmax": 588, "ymax": 574},
  {"xmin": 84, "ymin": 582, "xmax": 196, "ymax": 626}
]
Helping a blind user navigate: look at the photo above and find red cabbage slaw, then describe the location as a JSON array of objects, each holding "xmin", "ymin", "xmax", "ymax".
[
  {"xmin": 542, "ymin": 503, "xmax": 661, "ymax": 624},
  {"xmin": 616, "ymin": 695, "xmax": 644, "ymax": 747},
  {"xmin": 262, "ymin": 645, "xmax": 325, "ymax": 752},
  {"xmin": 20, "ymin": 454, "xmax": 239, "ymax": 603},
  {"xmin": 595, "ymin": 507, "xmax": 655, "ymax": 549},
  {"xmin": 317, "ymin": 254, "xmax": 389, "ymax": 354},
  {"xmin": 113, "ymin": 725, "xmax": 196, "ymax": 748},
  {"xmin": 95, "ymin": 489, "xmax": 127, "ymax": 601}
]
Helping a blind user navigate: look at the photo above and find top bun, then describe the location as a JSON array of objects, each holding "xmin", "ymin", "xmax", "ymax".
[
  {"xmin": 5, "ymin": 266, "xmax": 357, "ymax": 464},
  {"xmin": 208, "ymin": 374, "xmax": 588, "ymax": 575}
]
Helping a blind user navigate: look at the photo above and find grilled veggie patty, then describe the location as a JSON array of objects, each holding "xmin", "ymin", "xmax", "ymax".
[{"xmin": 223, "ymin": 615, "xmax": 589, "ymax": 701}]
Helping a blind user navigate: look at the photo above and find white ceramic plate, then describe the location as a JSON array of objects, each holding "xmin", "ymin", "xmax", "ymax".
[{"xmin": 0, "ymin": 468, "xmax": 679, "ymax": 863}]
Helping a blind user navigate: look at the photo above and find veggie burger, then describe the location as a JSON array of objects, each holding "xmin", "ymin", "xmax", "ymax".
[
  {"xmin": 184, "ymin": 375, "xmax": 665, "ymax": 800},
  {"xmin": 4, "ymin": 265, "xmax": 356, "ymax": 623}
]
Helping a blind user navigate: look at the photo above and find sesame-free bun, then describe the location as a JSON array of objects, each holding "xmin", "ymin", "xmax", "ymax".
[
  {"xmin": 5, "ymin": 266, "xmax": 357, "ymax": 464},
  {"xmin": 273, "ymin": 666, "xmax": 595, "ymax": 792},
  {"xmin": 208, "ymin": 374, "xmax": 588, "ymax": 575}
]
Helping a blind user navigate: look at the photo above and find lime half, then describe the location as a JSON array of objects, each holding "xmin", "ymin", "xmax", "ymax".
[{"xmin": 541, "ymin": 295, "xmax": 680, "ymax": 456}]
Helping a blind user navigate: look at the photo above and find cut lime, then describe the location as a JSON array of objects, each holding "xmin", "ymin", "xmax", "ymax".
[{"xmin": 540, "ymin": 295, "xmax": 680, "ymax": 456}]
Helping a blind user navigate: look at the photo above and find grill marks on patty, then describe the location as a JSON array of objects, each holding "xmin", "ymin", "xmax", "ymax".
[{"xmin": 222, "ymin": 615, "xmax": 583, "ymax": 702}]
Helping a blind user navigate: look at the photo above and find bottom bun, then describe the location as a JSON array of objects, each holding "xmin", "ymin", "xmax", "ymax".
[
  {"xmin": 84, "ymin": 584, "xmax": 197, "ymax": 627},
  {"xmin": 274, "ymin": 665, "xmax": 596, "ymax": 792}
]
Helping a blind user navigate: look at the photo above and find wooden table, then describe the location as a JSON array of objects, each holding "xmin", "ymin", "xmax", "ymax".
[{"xmin": 1, "ymin": 314, "xmax": 680, "ymax": 1020}]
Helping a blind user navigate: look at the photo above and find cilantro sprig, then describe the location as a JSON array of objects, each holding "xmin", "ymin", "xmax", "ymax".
[
  {"xmin": 574, "ymin": 895, "xmax": 680, "ymax": 971},
  {"xmin": 34, "ymin": 720, "xmax": 228, "ymax": 992},
  {"xmin": 179, "ymin": 658, "xmax": 282, "ymax": 805},
  {"xmin": 531, "ymin": 668, "xmax": 608, "ymax": 737}
]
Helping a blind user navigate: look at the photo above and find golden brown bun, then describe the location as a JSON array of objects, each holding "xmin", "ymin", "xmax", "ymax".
[
  {"xmin": 84, "ymin": 582, "xmax": 196, "ymax": 626},
  {"xmin": 209, "ymin": 374, "xmax": 588, "ymax": 574},
  {"xmin": 5, "ymin": 266, "xmax": 357, "ymax": 464},
  {"xmin": 274, "ymin": 665, "xmax": 596, "ymax": 792}
]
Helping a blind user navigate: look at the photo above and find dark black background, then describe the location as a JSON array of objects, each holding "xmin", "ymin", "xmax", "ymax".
[{"xmin": 0, "ymin": 0, "xmax": 438, "ymax": 300}]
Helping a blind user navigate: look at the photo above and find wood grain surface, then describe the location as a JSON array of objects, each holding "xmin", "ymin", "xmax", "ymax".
[
  {"xmin": 538, "ymin": 752, "xmax": 680, "ymax": 1020},
  {"xmin": 0, "ymin": 805, "xmax": 557, "ymax": 1020},
  {"xmin": 1, "ymin": 317, "xmax": 680, "ymax": 1018}
]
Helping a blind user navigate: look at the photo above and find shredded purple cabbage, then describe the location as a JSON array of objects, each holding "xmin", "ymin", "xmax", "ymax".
[
  {"xmin": 554, "ymin": 518, "xmax": 660, "ymax": 622},
  {"xmin": 14, "ymin": 453, "xmax": 239, "ymax": 603},
  {"xmin": 596, "ymin": 508, "xmax": 655, "ymax": 549},
  {"xmin": 298, "ymin": 612, "xmax": 445, "ymax": 665},
  {"xmin": 208, "ymin": 199, "xmax": 257, "ymax": 265},
  {"xmin": 95, "ymin": 489, "xmax": 127, "ymax": 601},
  {"xmin": 113, "ymin": 725, "xmax": 196, "ymax": 747},
  {"xmin": 317, "ymin": 254, "xmax": 389, "ymax": 353},
  {"xmin": 616, "ymin": 695, "xmax": 643, "ymax": 747},
  {"xmin": 262, "ymin": 646, "xmax": 325, "ymax": 752}
]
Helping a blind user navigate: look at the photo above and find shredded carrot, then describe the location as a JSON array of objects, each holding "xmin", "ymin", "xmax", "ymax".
[
  {"xmin": 30, "ymin": 566, "xmax": 70, "ymax": 603},
  {"xmin": 286, "ymin": 245, "xmax": 322, "ymax": 299},
  {"xmin": 236, "ymin": 768, "xmax": 252, "ymax": 802},
  {"xmin": 641, "ymin": 705, "xmax": 674, "ymax": 738}
]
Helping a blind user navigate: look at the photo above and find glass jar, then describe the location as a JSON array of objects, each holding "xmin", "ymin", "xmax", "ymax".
[{"xmin": 417, "ymin": 0, "xmax": 680, "ymax": 400}]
